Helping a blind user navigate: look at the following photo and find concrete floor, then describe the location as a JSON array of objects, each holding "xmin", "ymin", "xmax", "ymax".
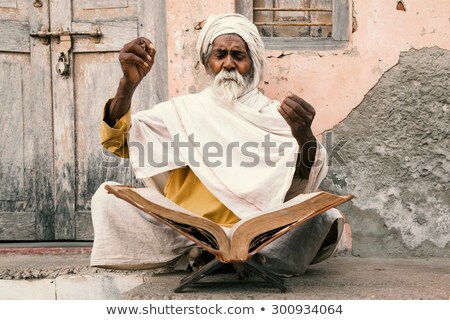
[{"xmin": 0, "ymin": 250, "xmax": 448, "ymax": 300}]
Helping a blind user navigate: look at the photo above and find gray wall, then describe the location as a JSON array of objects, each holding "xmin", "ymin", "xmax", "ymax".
[{"xmin": 321, "ymin": 47, "xmax": 449, "ymax": 257}]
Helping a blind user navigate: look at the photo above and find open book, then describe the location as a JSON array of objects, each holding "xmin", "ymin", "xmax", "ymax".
[{"xmin": 105, "ymin": 184, "xmax": 353, "ymax": 264}]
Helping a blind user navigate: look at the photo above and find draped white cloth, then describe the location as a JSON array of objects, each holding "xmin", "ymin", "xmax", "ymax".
[{"xmin": 129, "ymin": 87, "xmax": 328, "ymax": 219}]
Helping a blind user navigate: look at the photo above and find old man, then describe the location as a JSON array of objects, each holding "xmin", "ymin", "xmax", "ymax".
[{"xmin": 91, "ymin": 13, "xmax": 344, "ymax": 276}]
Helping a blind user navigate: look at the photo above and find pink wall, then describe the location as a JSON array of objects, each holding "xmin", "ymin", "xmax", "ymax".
[
  {"xmin": 164, "ymin": 0, "xmax": 450, "ymax": 136},
  {"xmin": 165, "ymin": 0, "xmax": 235, "ymax": 96}
]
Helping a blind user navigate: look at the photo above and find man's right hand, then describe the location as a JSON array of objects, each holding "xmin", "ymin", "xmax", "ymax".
[
  {"xmin": 119, "ymin": 37, "xmax": 156, "ymax": 86},
  {"xmin": 104, "ymin": 37, "xmax": 156, "ymax": 127}
]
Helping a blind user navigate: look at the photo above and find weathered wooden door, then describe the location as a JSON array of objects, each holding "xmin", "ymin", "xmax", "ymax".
[{"xmin": 0, "ymin": 0, "xmax": 167, "ymax": 241}]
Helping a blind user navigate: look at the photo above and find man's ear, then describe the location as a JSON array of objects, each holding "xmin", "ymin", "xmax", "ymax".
[{"xmin": 204, "ymin": 63, "xmax": 213, "ymax": 75}]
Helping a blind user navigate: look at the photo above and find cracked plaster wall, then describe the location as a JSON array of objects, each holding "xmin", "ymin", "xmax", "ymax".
[{"xmin": 321, "ymin": 47, "xmax": 449, "ymax": 257}]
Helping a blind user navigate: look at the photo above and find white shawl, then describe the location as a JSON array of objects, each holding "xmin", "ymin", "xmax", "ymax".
[{"xmin": 128, "ymin": 88, "xmax": 317, "ymax": 219}]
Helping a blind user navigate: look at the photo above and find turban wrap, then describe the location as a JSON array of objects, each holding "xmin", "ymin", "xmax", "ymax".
[{"xmin": 196, "ymin": 13, "xmax": 268, "ymax": 91}]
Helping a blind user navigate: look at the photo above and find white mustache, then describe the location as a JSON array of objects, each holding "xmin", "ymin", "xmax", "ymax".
[
  {"xmin": 212, "ymin": 69, "xmax": 252, "ymax": 106},
  {"xmin": 217, "ymin": 70, "xmax": 242, "ymax": 82}
]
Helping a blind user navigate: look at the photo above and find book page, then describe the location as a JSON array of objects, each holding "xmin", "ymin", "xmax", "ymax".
[
  {"xmin": 132, "ymin": 187, "xmax": 209, "ymax": 219},
  {"xmin": 225, "ymin": 191, "xmax": 353, "ymax": 261},
  {"xmin": 221, "ymin": 226, "xmax": 232, "ymax": 239},
  {"xmin": 229, "ymin": 191, "xmax": 321, "ymax": 235},
  {"xmin": 106, "ymin": 185, "xmax": 231, "ymax": 257}
]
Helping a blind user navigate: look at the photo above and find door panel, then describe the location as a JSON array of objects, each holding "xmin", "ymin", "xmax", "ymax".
[
  {"xmin": 0, "ymin": 0, "xmax": 53, "ymax": 241},
  {"xmin": 0, "ymin": 58, "xmax": 35, "ymax": 241},
  {"xmin": 73, "ymin": 0, "xmax": 134, "ymax": 16},
  {"xmin": 74, "ymin": 56, "xmax": 129, "ymax": 240},
  {"xmin": 0, "ymin": 0, "xmax": 168, "ymax": 241},
  {"xmin": 71, "ymin": 21, "xmax": 137, "ymax": 53},
  {"xmin": 0, "ymin": 0, "xmax": 30, "ymax": 53},
  {"xmin": 49, "ymin": 0, "xmax": 168, "ymax": 240},
  {"xmin": 72, "ymin": 0, "xmax": 138, "ymax": 52},
  {"xmin": 0, "ymin": 62, "xmax": 25, "ymax": 201},
  {"xmin": 0, "ymin": 20, "xmax": 30, "ymax": 52},
  {"xmin": 73, "ymin": 55, "xmax": 129, "ymax": 223},
  {"xmin": 0, "ymin": 0, "xmax": 18, "ymax": 7}
]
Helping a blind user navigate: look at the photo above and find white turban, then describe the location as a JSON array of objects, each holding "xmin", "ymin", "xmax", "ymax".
[{"xmin": 196, "ymin": 13, "xmax": 268, "ymax": 90}]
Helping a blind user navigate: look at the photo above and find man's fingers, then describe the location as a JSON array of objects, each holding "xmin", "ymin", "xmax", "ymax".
[
  {"xmin": 279, "ymin": 103, "xmax": 306, "ymax": 126},
  {"xmin": 120, "ymin": 40, "xmax": 136, "ymax": 52},
  {"xmin": 282, "ymin": 97, "xmax": 315, "ymax": 123},
  {"xmin": 120, "ymin": 52, "xmax": 149, "ymax": 68},
  {"xmin": 121, "ymin": 38, "xmax": 155, "ymax": 62},
  {"xmin": 278, "ymin": 105, "xmax": 291, "ymax": 123},
  {"xmin": 282, "ymin": 98, "xmax": 309, "ymax": 120},
  {"xmin": 118, "ymin": 37, "xmax": 154, "ymax": 84},
  {"xmin": 278, "ymin": 105, "xmax": 297, "ymax": 127},
  {"xmin": 287, "ymin": 92, "xmax": 316, "ymax": 114},
  {"xmin": 283, "ymin": 96, "xmax": 309, "ymax": 114},
  {"xmin": 127, "ymin": 43, "xmax": 152, "ymax": 62},
  {"xmin": 138, "ymin": 38, "xmax": 156, "ymax": 57},
  {"xmin": 137, "ymin": 37, "xmax": 151, "ymax": 48}
]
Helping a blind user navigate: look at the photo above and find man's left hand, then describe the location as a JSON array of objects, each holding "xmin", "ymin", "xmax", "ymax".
[
  {"xmin": 278, "ymin": 92, "xmax": 317, "ymax": 178},
  {"xmin": 278, "ymin": 92, "xmax": 316, "ymax": 145}
]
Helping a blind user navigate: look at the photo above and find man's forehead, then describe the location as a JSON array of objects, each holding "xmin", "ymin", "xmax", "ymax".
[{"xmin": 211, "ymin": 34, "xmax": 248, "ymax": 50}]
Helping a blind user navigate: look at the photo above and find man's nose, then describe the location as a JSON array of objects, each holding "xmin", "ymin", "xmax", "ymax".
[{"xmin": 222, "ymin": 55, "xmax": 235, "ymax": 70}]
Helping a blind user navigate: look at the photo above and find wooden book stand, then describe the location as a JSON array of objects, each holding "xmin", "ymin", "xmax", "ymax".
[{"xmin": 174, "ymin": 258, "xmax": 287, "ymax": 293}]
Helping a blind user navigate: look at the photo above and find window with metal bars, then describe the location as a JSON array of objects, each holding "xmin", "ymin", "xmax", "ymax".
[{"xmin": 237, "ymin": 0, "xmax": 350, "ymax": 50}]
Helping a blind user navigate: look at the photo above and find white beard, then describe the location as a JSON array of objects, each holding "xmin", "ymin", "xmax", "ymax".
[{"xmin": 212, "ymin": 70, "xmax": 251, "ymax": 106}]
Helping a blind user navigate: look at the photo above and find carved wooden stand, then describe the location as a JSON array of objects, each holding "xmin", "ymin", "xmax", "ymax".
[{"xmin": 174, "ymin": 259, "xmax": 287, "ymax": 293}]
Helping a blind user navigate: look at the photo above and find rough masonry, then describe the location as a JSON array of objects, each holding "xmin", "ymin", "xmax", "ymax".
[{"xmin": 321, "ymin": 47, "xmax": 450, "ymax": 257}]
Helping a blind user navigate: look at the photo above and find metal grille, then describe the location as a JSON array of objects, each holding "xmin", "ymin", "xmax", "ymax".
[{"xmin": 253, "ymin": 0, "xmax": 333, "ymax": 38}]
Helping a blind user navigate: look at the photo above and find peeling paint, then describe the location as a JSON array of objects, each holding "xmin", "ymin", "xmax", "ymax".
[
  {"xmin": 194, "ymin": 19, "xmax": 206, "ymax": 30},
  {"xmin": 352, "ymin": 16, "xmax": 358, "ymax": 33},
  {"xmin": 397, "ymin": 1, "xmax": 406, "ymax": 11}
]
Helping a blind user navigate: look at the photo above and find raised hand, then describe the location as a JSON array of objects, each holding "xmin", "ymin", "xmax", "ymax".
[
  {"xmin": 119, "ymin": 37, "xmax": 156, "ymax": 86},
  {"xmin": 278, "ymin": 92, "xmax": 317, "ymax": 177},
  {"xmin": 104, "ymin": 37, "xmax": 156, "ymax": 126},
  {"xmin": 278, "ymin": 92, "xmax": 316, "ymax": 145}
]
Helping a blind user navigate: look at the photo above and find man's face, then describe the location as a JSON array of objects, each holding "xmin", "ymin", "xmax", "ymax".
[
  {"xmin": 207, "ymin": 34, "xmax": 252, "ymax": 76},
  {"xmin": 207, "ymin": 34, "xmax": 252, "ymax": 105}
]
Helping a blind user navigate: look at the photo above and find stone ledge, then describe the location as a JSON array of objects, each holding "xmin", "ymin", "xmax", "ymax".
[{"xmin": 1, "ymin": 253, "xmax": 449, "ymax": 300}]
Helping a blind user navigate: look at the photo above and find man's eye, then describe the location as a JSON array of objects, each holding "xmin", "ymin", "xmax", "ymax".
[
  {"xmin": 215, "ymin": 52, "xmax": 226, "ymax": 59},
  {"xmin": 231, "ymin": 51, "xmax": 245, "ymax": 60}
]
